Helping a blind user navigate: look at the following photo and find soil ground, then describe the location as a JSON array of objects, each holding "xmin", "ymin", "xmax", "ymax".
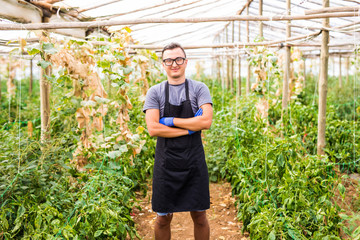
[
  {"xmin": 130, "ymin": 172, "xmax": 360, "ymax": 239},
  {"xmin": 131, "ymin": 182, "xmax": 249, "ymax": 240}
]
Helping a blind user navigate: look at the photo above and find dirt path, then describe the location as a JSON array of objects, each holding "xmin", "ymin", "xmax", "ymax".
[{"xmin": 131, "ymin": 182, "xmax": 249, "ymax": 240}]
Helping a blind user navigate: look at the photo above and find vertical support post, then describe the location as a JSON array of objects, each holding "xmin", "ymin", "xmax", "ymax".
[
  {"xmin": 339, "ymin": 55, "xmax": 342, "ymax": 88},
  {"xmin": 226, "ymin": 26, "xmax": 230, "ymax": 90},
  {"xmin": 317, "ymin": 0, "xmax": 329, "ymax": 155},
  {"xmin": 282, "ymin": 0, "xmax": 291, "ymax": 114},
  {"xmin": 231, "ymin": 21, "xmax": 235, "ymax": 92},
  {"xmin": 222, "ymin": 30, "xmax": 226, "ymax": 89},
  {"xmin": 345, "ymin": 57, "xmax": 349, "ymax": 84},
  {"xmin": 40, "ymin": 18, "xmax": 51, "ymax": 142},
  {"xmin": 259, "ymin": 0, "xmax": 263, "ymax": 39},
  {"xmin": 29, "ymin": 59, "xmax": 33, "ymax": 96},
  {"xmin": 246, "ymin": 3, "xmax": 251, "ymax": 95},
  {"xmin": 217, "ymin": 58, "xmax": 221, "ymax": 81},
  {"xmin": 238, "ymin": 21, "xmax": 242, "ymax": 96},
  {"xmin": 303, "ymin": 58, "xmax": 306, "ymax": 89}
]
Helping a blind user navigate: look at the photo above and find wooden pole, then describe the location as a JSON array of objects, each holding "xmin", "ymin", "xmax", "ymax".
[
  {"xmin": 212, "ymin": 0, "xmax": 253, "ymax": 41},
  {"xmin": 303, "ymin": 58, "xmax": 306, "ymax": 89},
  {"xmin": 40, "ymin": 19, "xmax": 51, "ymax": 142},
  {"xmin": 98, "ymin": 0, "xmax": 180, "ymax": 20},
  {"xmin": 128, "ymin": 31, "xmax": 320, "ymax": 49},
  {"xmin": 78, "ymin": 0, "xmax": 125, "ymax": 13},
  {"xmin": 246, "ymin": 3, "xmax": 251, "ymax": 95},
  {"xmin": 231, "ymin": 21, "xmax": 235, "ymax": 92},
  {"xmin": 7, "ymin": 61, "xmax": 10, "ymax": 122},
  {"xmin": 339, "ymin": 55, "xmax": 342, "ymax": 88},
  {"xmin": 282, "ymin": 0, "xmax": 291, "ymax": 114},
  {"xmin": 29, "ymin": 59, "xmax": 33, "ymax": 96},
  {"xmin": 259, "ymin": 0, "xmax": 263, "ymax": 38},
  {"xmin": 238, "ymin": 21, "xmax": 242, "ymax": 96},
  {"xmin": 305, "ymin": 6, "xmax": 360, "ymax": 15},
  {"xmin": 0, "ymin": 12, "xmax": 358, "ymax": 30},
  {"xmin": 317, "ymin": 0, "xmax": 330, "ymax": 156},
  {"xmin": 345, "ymin": 57, "xmax": 349, "ymax": 84},
  {"xmin": 226, "ymin": 26, "xmax": 230, "ymax": 90},
  {"xmin": 217, "ymin": 58, "xmax": 221, "ymax": 81},
  {"xmin": 222, "ymin": 31, "xmax": 226, "ymax": 89}
]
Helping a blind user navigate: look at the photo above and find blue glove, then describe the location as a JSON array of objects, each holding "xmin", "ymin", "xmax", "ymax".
[
  {"xmin": 188, "ymin": 108, "xmax": 203, "ymax": 135},
  {"xmin": 159, "ymin": 117, "xmax": 174, "ymax": 127},
  {"xmin": 194, "ymin": 108, "xmax": 203, "ymax": 117},
  {"xmin": 188, "ymin": 130, "xmax": 195, "ymax": 135}
]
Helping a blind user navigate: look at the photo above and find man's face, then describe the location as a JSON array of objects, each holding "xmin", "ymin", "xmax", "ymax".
[{"xmin": 162, "ymin": 48, "xmax": 188, "ymax": 80}]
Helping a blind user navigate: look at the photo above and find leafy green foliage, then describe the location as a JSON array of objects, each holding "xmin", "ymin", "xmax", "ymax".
[
  {"xmin": 203, "ymin": 69, "xmax": 359, "ymax": 239},
  {"xmin": 0, "ymin": 36, "xmax": 158, "ymax": 239}
]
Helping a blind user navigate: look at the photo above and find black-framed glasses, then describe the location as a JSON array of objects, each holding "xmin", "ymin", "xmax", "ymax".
[{"xmin": 163, "ymin": 57, "xmax": 186, "ymax": 66}]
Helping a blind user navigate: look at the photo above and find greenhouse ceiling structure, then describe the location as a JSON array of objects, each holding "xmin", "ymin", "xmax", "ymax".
[{"xmin": 0, "ymin": 0, "xmax": 359, "ymax": 59}]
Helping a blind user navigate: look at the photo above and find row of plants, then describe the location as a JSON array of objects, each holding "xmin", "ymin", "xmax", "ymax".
[
  {"xmin": 0, "ymin": 30, "xmax": 159, "ymax": 239},
  {"xmin": 203, "ymin": 67, "xmax": 359, "ymax": 239}
]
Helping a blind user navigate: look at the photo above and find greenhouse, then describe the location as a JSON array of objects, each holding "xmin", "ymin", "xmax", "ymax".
[{"xmin": 0, "ymin": 0, "xmax": 359, "ymax": 239}]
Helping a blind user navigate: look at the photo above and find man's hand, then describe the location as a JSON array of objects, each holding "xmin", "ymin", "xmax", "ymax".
[{"xmin": 159, "ymin": 117, "xmax": 174, "ymax": 127}]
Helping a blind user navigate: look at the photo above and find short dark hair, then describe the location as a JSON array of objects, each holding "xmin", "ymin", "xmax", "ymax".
[{"xmin": 161, "ymin": 42, "xmax": 186, "ymax": 59}]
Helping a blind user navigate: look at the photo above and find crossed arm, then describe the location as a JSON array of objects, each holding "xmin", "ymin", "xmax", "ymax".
[{"xmin": 145, "ymin": 103, "xmax": 213, "ymax": 138}]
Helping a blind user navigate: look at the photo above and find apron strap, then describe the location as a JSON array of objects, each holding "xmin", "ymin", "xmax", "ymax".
[
  {"xmin": 185, "ymin": 79, "xmax": 189, "ymax": 101},
  {"xmin": 165, "ymin": 79, "xmax": 190, "ymax": 105},
  {"xmin": 165, "ymin": 81, "xmax": 170, "ymax": 115}
]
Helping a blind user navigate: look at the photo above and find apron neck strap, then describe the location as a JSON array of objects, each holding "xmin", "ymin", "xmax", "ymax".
[{"xmin": 165, "ymin": 79, "xmax": 189, "ymax": 104}]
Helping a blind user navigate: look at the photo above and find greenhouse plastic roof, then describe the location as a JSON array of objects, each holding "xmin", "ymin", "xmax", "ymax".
[{"xmin": 0, "ymin": 0, "xmax": 359, "ymax": 58}]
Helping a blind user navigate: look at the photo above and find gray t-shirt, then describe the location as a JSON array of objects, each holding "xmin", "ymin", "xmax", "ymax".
[{"xmin": 143, "ymin": 79, "xmax": 212, "ymax": 117}]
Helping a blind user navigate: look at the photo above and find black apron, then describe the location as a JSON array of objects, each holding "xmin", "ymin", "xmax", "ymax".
[{"xmin": 152, "ymin": 79, "xmax": 210, "ymax": 213}]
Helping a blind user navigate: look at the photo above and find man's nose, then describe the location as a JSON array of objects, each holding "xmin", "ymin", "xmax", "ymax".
[{"xmin": 171, "ymin": 60, "xmax": 178, "ymax": 67}]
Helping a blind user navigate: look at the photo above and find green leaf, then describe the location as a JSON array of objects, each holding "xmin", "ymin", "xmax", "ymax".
[
  {"xmin": 17, "ymin": 205, "xmax": 26, "ymax": 219},
  {"xmin": 338, "ymin": 183, "xmax": 346, "ymax": 197},
  {"xmin": 37, "ymin": 60, "xmax": 51, "ymax": 69},
  {"xmin": 94, "ymin": 96, "xmax": 110, "ymax": 104},
  {"xmin": 11, "ymin": 221, "xmax": 22, "ymax": 233},
  {"xmin": 268, "ymin": 230, "xmax": 276, "ymax": 240},
  {"xmin": 98, "ymin": 60, "xmax": 111, "ymax": 69},
  {"xmin": 339, "ymin": 213, "xmax": 350, "ymax": 220},
  {"xmin": 1, "ymin": 214, "xmax": 9, "ymax": 230},
  {"xmin": 353, "ymin": 226, "xmax": 360, "ymax": 237},
  {"xmin": 94, "ymin": 230, "xmax": 103, "ymax": 237},
  {"xmin": 288, "ymin": 228, "xmax": 303, "ymax": 240},
  {"xmin": 42, "ymin": 42, "xmax": 58, "ymax": 55},
  {"xmin": 35, "ymin": 215, "xmax": 42, "ymax": 229},
  {"xmin": 108, "ymin": 145, "xmax": 128, "ymax": 159},
  {"xmin": 27, "ymin": 48, "xmax": 41, "ymax": 55}
]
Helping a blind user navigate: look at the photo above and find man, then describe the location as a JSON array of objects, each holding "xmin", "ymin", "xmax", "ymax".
[{"xmin": 143, "ymin": 42, "xmax": 213, "ymax": 240}]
